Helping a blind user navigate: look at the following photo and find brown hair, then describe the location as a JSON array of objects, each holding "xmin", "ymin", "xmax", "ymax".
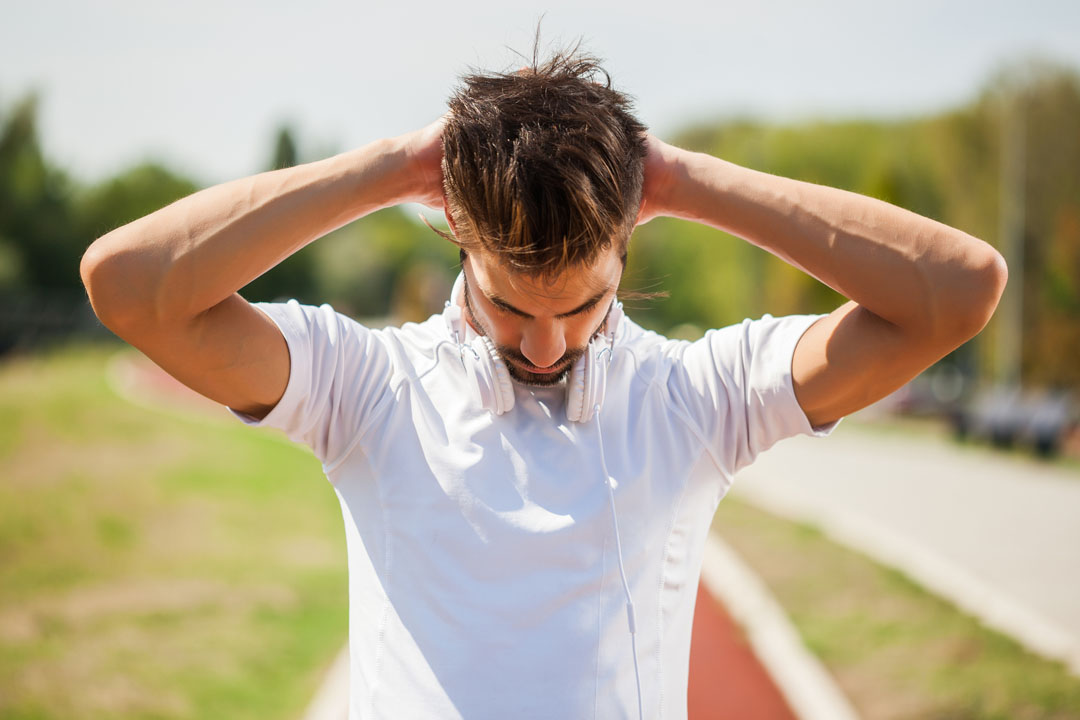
[{"xmin": 436, "ymin": 38, "xmax": 648, "ymax": 279}]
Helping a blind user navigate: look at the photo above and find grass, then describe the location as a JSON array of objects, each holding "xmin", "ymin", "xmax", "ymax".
[
  {"xmin": 0, "ymin": 341, "xmax": 347, "ymax": 720},
  {"xmin": 712, "ymin": 497, "xmax": 1080, "ymax": 719}
]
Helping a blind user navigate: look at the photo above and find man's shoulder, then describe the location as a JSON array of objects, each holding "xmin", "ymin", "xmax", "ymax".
[
  {"xmin": 613, "ymin": 315, "xmax": 686, "ymax": 382},
  {"xmin": 617, "ymin": 311, "xmax": 828, "ymax": 375},
  {"xmin": 249, "ymin": 298, "xmax": 446, "ymax": 361},
  {"xmin": 380, "ymin": 312, "xmax": 448, "ymax": 355}
]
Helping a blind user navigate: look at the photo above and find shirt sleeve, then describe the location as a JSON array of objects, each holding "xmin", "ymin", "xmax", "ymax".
[
  {"xmin": 226, "ymin": 299, "xmax": 393, "ymax": 472},
  {"xmin": 664, "ymin": 312, "xmax": 842, "ymax": 478}
]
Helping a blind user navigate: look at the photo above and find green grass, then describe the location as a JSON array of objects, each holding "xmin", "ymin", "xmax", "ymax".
[
  {"xmin": 0, "ymin": 341, "xmax": 347, "ymax": 720},
  {"xmin": 713, "ymin": 497, "xmax": 1080, "ymax": 719}
]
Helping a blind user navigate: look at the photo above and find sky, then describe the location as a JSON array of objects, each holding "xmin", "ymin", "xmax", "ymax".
[{"xmin": 2, "ymin": 0, "xmax": 1079, "ymax": 186}]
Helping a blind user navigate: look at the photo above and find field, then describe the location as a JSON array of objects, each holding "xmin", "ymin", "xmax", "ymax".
[{"xmin": 0, "ymin": 342, "xmax": 347, "ymax": 719}]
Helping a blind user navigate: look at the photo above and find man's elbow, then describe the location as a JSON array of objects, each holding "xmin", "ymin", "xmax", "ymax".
[
  {"xmin": 953, "ymin": 242, "xmax": 1009, "ymax": 340},
  {"xmin": 80, "ymin": 236, "xmax": 146, "ymax": 334}
]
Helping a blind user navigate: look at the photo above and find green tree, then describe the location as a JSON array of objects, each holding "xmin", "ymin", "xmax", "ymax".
[
  {"xmin": 239, "ymin": 123, "xmax": 319, "ymax": 304},
  {"xmin": 270, "ymin": 125, "xmax": 299, "ymax": 170},
  {"xmin": 0, "ymin": 92, "xmax": 81, "ymax": 290},
  {"xmin": 74, "ymin": 163, "xmax": 198, "ymax": 240}
]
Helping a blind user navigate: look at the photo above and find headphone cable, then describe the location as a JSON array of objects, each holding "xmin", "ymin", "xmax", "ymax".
[{"xmin": 595, "ymin": 404, "xmax": 645, "ymax": 720}]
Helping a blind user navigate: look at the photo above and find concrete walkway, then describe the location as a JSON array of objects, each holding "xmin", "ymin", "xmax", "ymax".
[{"xmin": 730, "ymin": 415, "xmax": 1080, "ymax": 676}]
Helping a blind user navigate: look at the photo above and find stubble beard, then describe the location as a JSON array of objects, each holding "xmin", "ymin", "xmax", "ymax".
[{"xmin": 462, "ymin": 275, "xmax": 592, "ymax": 388}]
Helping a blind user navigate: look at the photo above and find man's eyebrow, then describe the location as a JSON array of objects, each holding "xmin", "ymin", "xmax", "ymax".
[{"xmin": 485, "ymin": 286, "xmax": 613, "ymax": 319}]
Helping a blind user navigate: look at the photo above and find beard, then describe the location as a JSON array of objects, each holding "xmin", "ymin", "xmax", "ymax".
[
  {"xmin": 462, "ymin": 275, "xmax": 598, "ymax": 388},
  {"xmin": 495, "ymin": 342, "xmax": 586, "ymax": 387}
]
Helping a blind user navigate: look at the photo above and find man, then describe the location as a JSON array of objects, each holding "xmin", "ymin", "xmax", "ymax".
[{"xmin": 80, "ymin": 46, "xmax": 1006, "ymax": 719}]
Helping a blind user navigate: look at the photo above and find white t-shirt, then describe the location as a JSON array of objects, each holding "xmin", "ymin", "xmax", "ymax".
[{"xmin": 229, "ymin": 296, "xmax": 841, "ymax": 719}]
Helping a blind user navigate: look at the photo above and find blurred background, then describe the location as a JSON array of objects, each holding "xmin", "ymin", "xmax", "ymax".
[{"xmin": 2, "ymin": 1, "xmax": 1079, "ymax": 718}]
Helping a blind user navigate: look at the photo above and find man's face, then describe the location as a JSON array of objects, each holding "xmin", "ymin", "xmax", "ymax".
[{"xmin": 461, "ymin": 248, "xmax": 623, "ymax": 387}]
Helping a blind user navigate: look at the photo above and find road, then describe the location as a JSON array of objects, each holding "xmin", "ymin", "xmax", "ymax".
[{"xmin": 730, "ymin": 415, "xmax": 1080, "ymax": 674}]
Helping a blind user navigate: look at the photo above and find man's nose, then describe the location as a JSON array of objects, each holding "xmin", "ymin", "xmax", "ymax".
[{"xmin": 520, "ymin": 322, "xmax": 566, "ymax": 369}]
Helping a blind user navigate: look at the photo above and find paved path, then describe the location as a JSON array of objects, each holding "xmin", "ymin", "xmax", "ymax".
[{"xmin": 731, "ymin": 416, "xmax": 1080, "ymax": 675}]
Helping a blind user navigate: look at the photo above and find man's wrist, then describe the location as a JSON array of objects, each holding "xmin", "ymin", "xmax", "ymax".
[
  {"xmin": 647, "ymin": 144, "xmax": 694, "ymax": 222},
  {"xmin": 343, "ymin": 135, "xmax": 417, "ymax": 212},
  {"xmin": 660, "ymin": 149, "xmax": 738, "ymax": 226}
]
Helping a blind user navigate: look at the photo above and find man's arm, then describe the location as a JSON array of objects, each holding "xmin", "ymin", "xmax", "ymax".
[
  {"xmin": 80, "ymin": 119, "xmax": 445, "ymax": 419},
  {"xmin": 639, "ymin": 136, "xmax": 1008, "ymax": 429}
]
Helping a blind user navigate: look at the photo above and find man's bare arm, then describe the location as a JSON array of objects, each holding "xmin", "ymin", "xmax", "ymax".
[
  {"xmin": 638, "ymin": 135, "xmax": 1008, "ymax": 428},
  {"xmin": 80, "ymin": 119, "xmax": 445, "ymax": 418}
]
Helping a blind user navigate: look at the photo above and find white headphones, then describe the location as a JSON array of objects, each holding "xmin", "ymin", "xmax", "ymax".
[{"xmin": 442, "ymin": 271, "xmax": 623, "ymax": 423}]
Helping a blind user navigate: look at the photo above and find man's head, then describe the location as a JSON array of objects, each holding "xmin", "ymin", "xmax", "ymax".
[
  {"xmin": 438, "ymin": 42, "xmax": 648, "ymax": 385},
  {"xmin": 441, "ymin": 44, "xmax": 648, "ymax": 276}
]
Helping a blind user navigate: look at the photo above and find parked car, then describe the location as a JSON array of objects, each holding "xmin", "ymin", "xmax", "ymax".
[{"xmin": 950, "ymin": 386, "xmax": 1076, "ymax": 458}]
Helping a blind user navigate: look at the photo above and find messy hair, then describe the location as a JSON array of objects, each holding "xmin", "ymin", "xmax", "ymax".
[{"xmin": 436, "ymin": 36, "xmax": 649, "ymax": 279}]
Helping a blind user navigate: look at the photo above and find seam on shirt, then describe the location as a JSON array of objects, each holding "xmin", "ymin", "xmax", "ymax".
[
  {"xmin": 322, "ymin": 330, "xmax": 400, "ymax": 477},
  {"xmin": 241, "ymin": 301, "xmax": 311, "ymax": 431},
  {"xmin": 323, "ymin": 386, "xmax": 394, "ymax": 478},
  {"xmin": 634, "ymin": 331, "xmax": 735, "ymax": 482},
  {"xmin": 614, "ymin": 346, "xmax": 700, "ymax": 718},
  {"xmin": 654, "ymin": 452, "xmax": 694, "ymax": 720},
  {"xmin": 787, "ymin": 314, "xmax": 837, "ymax": 435},
  {"xmin": 655, "ymin": 380, "xmax": 724, "ymax": 479},
  {"xmin": 620, "ymin": 329, "xmax": 721, "ymax": 476},
  {"xmin": 739, "ymin": 319, "xmax": 757, "ymax": 475},
  {"xmin": 594, "ymin": 535, "xmax": 606, "ymax": 720},
  {"xmin": 365, "ymin": 455, "xmax": 393, "ymax": 718}
]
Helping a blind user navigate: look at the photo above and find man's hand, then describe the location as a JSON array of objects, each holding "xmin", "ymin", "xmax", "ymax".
[
  {"xmin": 635, "ymin": 133, "xmax": 679, "ymax": 226},
  {"xmin": 401, "ymin": 115, "xmax": 448, "ymax": 210}
]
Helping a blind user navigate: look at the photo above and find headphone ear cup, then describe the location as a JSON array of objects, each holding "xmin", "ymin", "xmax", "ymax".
[
  {"xmin": 445, "ymin": 273, "xmax": 515, "ymax": 416},
  {"xmin": 565, "ymin": 350, "xmax": 590, "ymax": 422},
  {"xmin": 568, "ymin": 345, "xmax": 608, "ymax": 423},
  {"xmin": 566, "ymin": 300, "xmax": 622, "ymax": 422},
  {"xmin": 478, "ymin": 336, "xmax": 515, "ymax": 415},
  {"xmin": 582, "ymin": 348, "xmax": 607, "ymax": 420}
]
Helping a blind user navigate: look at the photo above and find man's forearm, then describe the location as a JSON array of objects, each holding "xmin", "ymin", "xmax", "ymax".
[
  {"xmin": 81, "ymin": 136, "xmax": 414, "ymax": 328},
  {"xmin": 661, "ymin": 149, "xmax": 1007, "ymax": 339}
]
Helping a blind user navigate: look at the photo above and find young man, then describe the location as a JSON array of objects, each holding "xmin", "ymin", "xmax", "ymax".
[{"xmin": 80, "ymin": 48, "xmax": 1006, "ymax": 719}]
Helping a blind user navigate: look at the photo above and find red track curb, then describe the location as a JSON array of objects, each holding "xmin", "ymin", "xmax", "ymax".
[{"xmin": 689, "ymin": 583, "xmax": 798, "ymax": 719}]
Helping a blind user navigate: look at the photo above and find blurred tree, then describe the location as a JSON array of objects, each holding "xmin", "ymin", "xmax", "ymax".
[
  {"xmin": 240, "ymin": 123, "xmax": 319, "ymax": 304},
  {"xmin": 311, "ymin": 207, "xmax": 458, "ymax": 320},
  {"xmin": 271, "ymin": 125, "xmax": 299, "ymax": 170},
  {"xmin": 0, "ymin": 237, "xmax": 24, "ymax": 291},
  {"xmin": 74, "ymin": 163, "xmax": 198, "ymax": 240},
  {"xmin": 1008, "ymin": 61, "xmax": 1080, "ymax": 389},
  {"xmin": 0, "ymin": 92, "xmax": 81, "ymax": 290}
]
